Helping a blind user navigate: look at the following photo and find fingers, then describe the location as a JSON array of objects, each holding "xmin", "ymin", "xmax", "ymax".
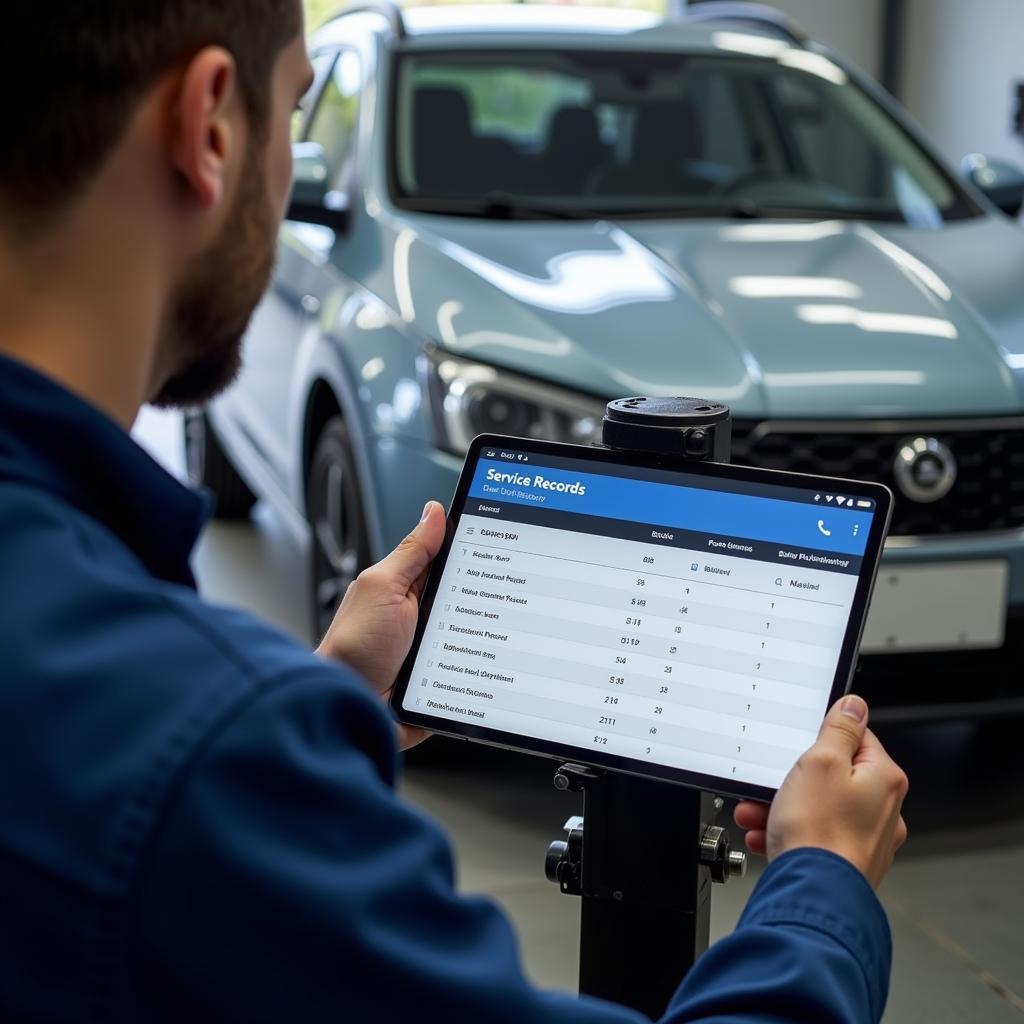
[
  {"xmin": 397, "ymin": 723, "xmax": 432, "ymax": 751},
  {"xmin": 853, "ymin": 729, "xmax": 908, "ymax": 785},
  {"xmin": 735, "ymin": 802, "xmax": 769, "ymax": 858},
  {"xmin": 893, "ymin": 814, "xmax": 908, "ymax": 853},
  {"xmin": 857, "ymin": 731, "xmax": 911, "ymax": 864},
  {"xmin": 410, "ymin": 565, "xmax": 431, "ymax": 603},
  {"xmin": 815, "ymin": 694, "xmax": 869, "ymax": 761},
  {"xmin": 734, "ymin": 800, "xmax": 770, "ymax": 831},
  {"xmin": 852, "ymin": 730, "xmax": 910, "ymax": 808},
  {"xmin": 744, "ymin": 830, "xmax": 767, "ymax": 856},
  {"xmin": 375, "ymin": 501, "xmax": 446, "ymax": 591},
  {"xmin": 851, "ymin": 726, "xmax": 887, "ymax": 766}
]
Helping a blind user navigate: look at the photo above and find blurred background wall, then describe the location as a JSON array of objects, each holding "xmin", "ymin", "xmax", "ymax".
[
  {"xmin": 758, "ymin": 0, "xmax": 883, "ymax": 78},
  {"xmin": 901, "ymin": 0, "xmax": 1024, "ymax": 167}
]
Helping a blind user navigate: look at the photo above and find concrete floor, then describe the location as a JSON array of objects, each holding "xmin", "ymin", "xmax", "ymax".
[{"xmin": 135, "ymin": 406, "xmax": 1024, "ymax": 1022}]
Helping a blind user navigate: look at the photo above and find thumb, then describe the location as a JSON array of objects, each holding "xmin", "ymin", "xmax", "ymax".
[
  {"xmin": 377, "ymin": 501, "xmax": 446, "ymax": 589},
  {"xmin": 816, "ymin": 694, "xmax": 869, "ymax": 760}
]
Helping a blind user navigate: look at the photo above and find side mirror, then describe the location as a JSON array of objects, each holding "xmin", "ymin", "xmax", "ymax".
[
  {"xmin": 287, "ymin": 142, "xmax": 350, "ymax": 230},
  {"xmin": 962, "ymin": 153, "xmax": 1024, "ymax": 217}
]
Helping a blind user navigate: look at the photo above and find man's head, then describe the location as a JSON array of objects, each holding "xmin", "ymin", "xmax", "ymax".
[{"xmin": 0, "ymin": 2, "xmax": 315, "ymax": 416}]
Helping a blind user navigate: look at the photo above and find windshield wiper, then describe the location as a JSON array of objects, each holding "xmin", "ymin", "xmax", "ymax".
[
  {"xmin": 479, "ymin": 194, "xmax": 788, "ymax": 221},
  {"xmin": 478, "ymin": 195, "xmax": 824, "ymax": 222},
  {"xmin": 398, "ymin": 193, "xmax": 882, "ymax": 223},
  {"xmin": 653, "ymin": 201, "xmax": 898, "ymax": 222},
  {"xmin": 394, "ymin": 192, "xmax": 600, "ymax": 221},
  {"xmin": 477, "ymin": 192, "xmax": 601, "ymax": 221}
]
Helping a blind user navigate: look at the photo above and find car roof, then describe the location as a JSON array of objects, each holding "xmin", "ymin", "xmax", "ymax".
[{"xmin": 315, "ymin": 4, "xmax": 807, "ymax": 54}]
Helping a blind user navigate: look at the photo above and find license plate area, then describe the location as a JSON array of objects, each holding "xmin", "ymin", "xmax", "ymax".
[{"xmin": 861, "ymin": 560, "xmax": 1009, "ymax": 654}]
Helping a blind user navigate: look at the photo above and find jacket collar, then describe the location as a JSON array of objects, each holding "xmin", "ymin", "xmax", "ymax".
[{"xmin": 0, "ymin": 353, "xmax": 209, "ymax": 588}]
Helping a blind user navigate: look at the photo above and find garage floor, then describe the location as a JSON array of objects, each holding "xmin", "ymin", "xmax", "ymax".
[{"xmin": 135, "ymin": 407, "xmax": 1024, "ymax": 1022}]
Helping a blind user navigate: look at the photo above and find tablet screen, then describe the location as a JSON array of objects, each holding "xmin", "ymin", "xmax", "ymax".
[{"xmin": 399, "ymin": 438, "xmax": 888, "ymax": 794}]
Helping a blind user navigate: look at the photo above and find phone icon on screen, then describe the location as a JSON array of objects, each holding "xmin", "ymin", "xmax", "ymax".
[{"xmin": 817, "ymin": 520, "xmax": 832, "ymax": 537}]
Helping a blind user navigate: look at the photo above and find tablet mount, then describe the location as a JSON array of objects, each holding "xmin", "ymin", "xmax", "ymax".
[{"xmin": 543, "ymin": 397, "xmax": 747, "ymax": 1019}]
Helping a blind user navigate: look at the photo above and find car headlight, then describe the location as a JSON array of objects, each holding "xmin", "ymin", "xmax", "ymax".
[{"xmin": 427, "ymin": 352, "xmax": 607, "ymax": 455}]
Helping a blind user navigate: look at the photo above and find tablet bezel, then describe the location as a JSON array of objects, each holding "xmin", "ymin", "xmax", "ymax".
[{"xmin": 390, "ymin": 434, "xmax": 893, "ymax": 802}]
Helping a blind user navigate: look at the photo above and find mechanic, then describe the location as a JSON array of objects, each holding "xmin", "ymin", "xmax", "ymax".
[{"xmin": 0, "ymin": 3, "xmax": 908, "ymax": 1021}]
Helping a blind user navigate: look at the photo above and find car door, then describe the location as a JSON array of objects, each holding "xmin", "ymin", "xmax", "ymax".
[
  {"xmin": 275, "ymin": 37, "xmax": 370, "ymax": 450},
  {"xmin": 224, "ymin": 49, "xmax": 342, "ymax": 489}
]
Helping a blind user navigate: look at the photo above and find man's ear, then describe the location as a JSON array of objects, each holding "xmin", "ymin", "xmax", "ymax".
[{"xmin": 171, "ymin": 47, "xmax": 241, "ymax": 211}]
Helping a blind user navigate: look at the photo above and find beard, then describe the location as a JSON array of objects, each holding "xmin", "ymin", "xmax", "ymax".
[{"xmin": 150, "ymin": 153, "xmax": 277, "ymax": 409}]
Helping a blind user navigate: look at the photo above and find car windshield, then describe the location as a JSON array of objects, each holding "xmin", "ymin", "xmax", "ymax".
[{"xmin": 392, "ymin": 48, "xmax": 977, "ymax": 224}]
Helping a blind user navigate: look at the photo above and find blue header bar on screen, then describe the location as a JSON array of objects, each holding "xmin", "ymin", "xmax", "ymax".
[{"xmin": 469, "ymin": 459, "xmax": 872, "ymax": 556}]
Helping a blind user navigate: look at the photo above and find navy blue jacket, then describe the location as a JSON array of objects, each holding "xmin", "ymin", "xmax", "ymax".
[{"xmin": 0, "ymin": 354, "xmax": 891, "ymax": 1022}]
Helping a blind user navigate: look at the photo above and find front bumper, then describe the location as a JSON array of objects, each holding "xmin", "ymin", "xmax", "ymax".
[
  {"xmin": 862, "ymin": 532, "xmax": 1024, "ymax": 719},
  {"xmin": 881, "ymin": 528, "xmax": 1024, "ymax": 602},
  {"xmin": 859, "ymin": 620, "xmax": 1024, "ymax": 721}
]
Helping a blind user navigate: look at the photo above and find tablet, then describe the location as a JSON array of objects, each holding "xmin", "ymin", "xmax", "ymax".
[{"xmin": 392, "ymin": 435, "xmax": 892, "ymax": 802}]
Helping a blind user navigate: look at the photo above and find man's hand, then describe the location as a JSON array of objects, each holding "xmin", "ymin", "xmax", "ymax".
[
  {"xmin": 733, "ymin": 695, "xmax": 908, "ymax": 888},
  {"xmin": 316, "ymin": 501, "xmax": 446, "ymax": 750}
]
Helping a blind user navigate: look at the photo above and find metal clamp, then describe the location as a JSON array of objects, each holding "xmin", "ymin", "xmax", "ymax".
[
  {"xmin": 544, "ymin": 816, "xmax": 585, "ymax": 894},
  {"xmin": 699, "ymin": 824, "xmax": 747, "ymax": 883},
  {"xmin": 545, "ymin": 766, "xmax": 746, "ymax": 892}
]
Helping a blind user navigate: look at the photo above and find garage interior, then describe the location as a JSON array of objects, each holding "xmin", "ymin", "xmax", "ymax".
[
  {"xmin": 68, "ymin": 0, "xmax": 1024, "ymax": 1018},
  {"xmin": 135, "ymin": 0, "xmax": 1024, "ymax": 990}
]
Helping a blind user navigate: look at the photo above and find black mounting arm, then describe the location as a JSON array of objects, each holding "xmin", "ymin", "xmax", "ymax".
[{"xmin": 541, "ymin": 397, "xmax": 746, "ymax": 1019}]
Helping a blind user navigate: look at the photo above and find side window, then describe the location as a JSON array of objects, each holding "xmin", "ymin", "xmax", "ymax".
[
  {"xmin": 306, "ymin": 49, "xmax": 364, "ymax": 195},
  {"xmin": 292, "ymin": 50, "xmax": 339, "ymax": 142}
]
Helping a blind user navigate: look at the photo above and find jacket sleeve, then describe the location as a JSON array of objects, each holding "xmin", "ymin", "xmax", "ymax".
[
  {"xmin": 131, "ymin": 668, "xmax": 890, "ymax": 1024},
  {"xmin": 664, "ymin": 849, "xmax": 891, "ymax": 1024}
]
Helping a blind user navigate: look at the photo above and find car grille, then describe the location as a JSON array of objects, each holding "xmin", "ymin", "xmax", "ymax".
[{"xmin": 730, "ymin": 420, "xmax": 1024, "ymax": 537}]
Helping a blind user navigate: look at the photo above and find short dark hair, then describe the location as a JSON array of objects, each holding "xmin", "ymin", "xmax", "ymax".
[{"xmin": 0, "ymin": 1, "xmax": 301, "ymax": 236}]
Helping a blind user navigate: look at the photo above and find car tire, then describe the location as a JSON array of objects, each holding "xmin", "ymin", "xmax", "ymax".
[
  {"xmin": 307, "ymin": 416, "xmax": 372, "ymax": 641},
  {"xmin": 183, "ymin": 410, "xmax": 257, "ymax": 520}
]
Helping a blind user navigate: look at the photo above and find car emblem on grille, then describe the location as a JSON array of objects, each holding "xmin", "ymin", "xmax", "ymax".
[{"xmin": 894, "ymin": 436, "xmax": 957, "ymax": 503}]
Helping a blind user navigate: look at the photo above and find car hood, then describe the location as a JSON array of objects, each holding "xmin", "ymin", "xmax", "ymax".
[{"xmin": 392, "ymin": 212, "xmax": 1024, "ymax": 417}]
